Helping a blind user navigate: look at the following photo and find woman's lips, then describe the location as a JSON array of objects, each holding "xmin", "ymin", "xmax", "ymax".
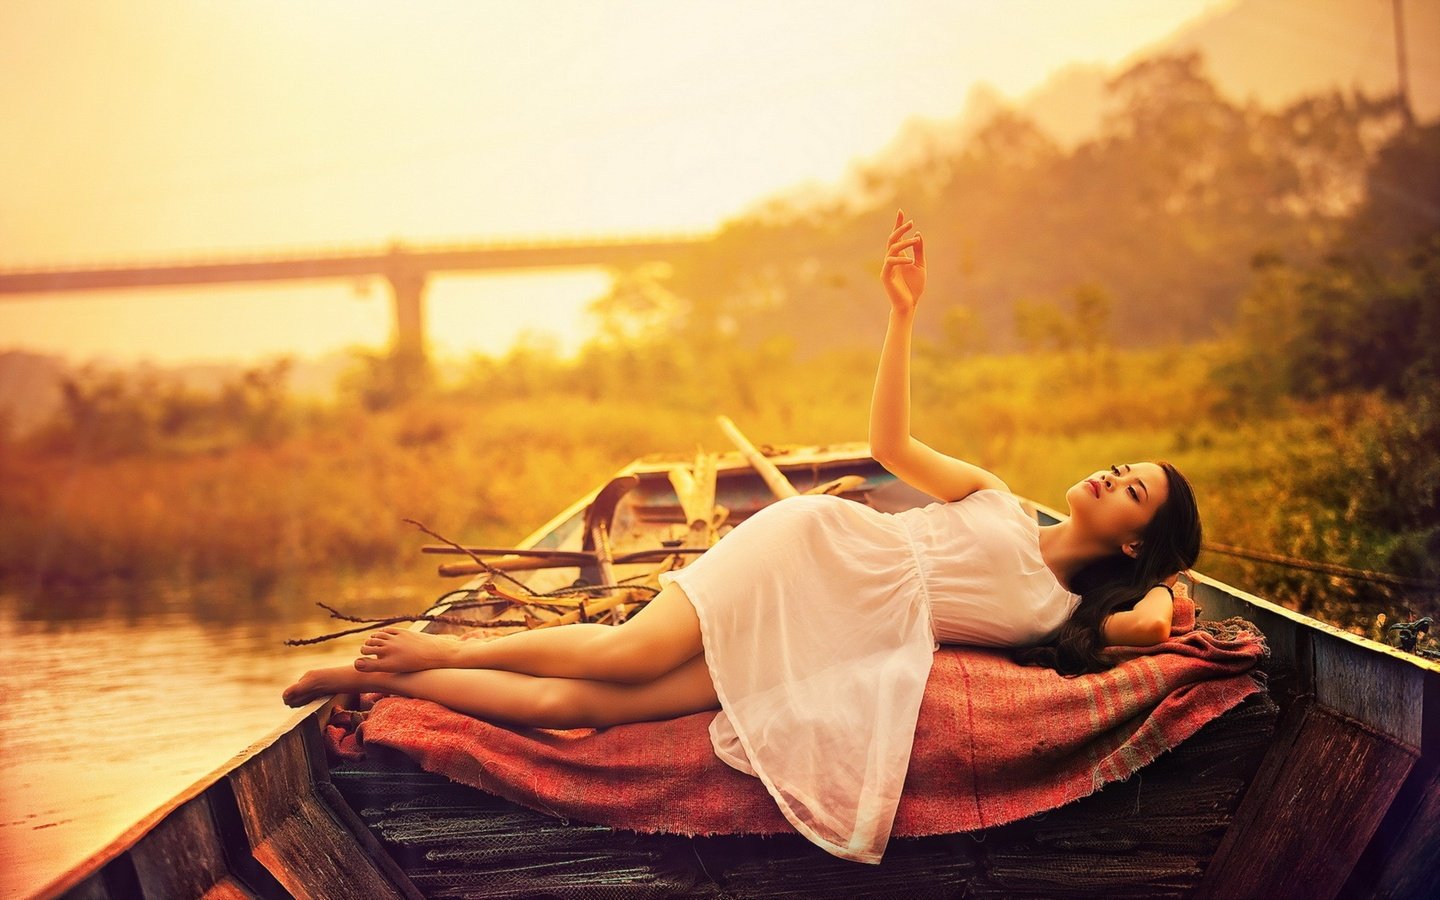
[{"xmin": 1087, "ymin": 479, "xmax": 1101, "ymax": 498}]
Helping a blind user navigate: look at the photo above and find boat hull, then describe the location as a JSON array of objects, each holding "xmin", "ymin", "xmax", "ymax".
[{"xmin": 45, "ymin": 442, "xmax": 1440, "ymax": 899}]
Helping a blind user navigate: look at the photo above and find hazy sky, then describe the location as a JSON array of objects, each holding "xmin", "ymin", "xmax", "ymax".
[{"xmin": 0, "ymin": 0, "xmax": 1234, "ymax": 364}]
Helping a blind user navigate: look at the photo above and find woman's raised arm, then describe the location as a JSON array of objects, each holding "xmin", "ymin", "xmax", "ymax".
[{"xmin": 869, "ymin": 211, "xmax": 1007, "ymax": 503}]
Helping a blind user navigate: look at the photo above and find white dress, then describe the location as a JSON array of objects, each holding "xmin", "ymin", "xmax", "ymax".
[{"xmin": 656, "ymin": 488, "xmax": 1081, "ymax": 864}]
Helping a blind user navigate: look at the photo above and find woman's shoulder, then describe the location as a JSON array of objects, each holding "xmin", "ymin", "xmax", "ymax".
[
  {"xmin": 954, "ymin": 487, "xmax": 1027, "ymax": 517},
  {"xmin": 961, "ymin": 487, "xmax": 1015, "ymax": 502}
]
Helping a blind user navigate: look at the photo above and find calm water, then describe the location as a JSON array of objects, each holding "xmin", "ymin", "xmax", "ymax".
[{"xmin": 0, "ymin": 575, "xmax": 432, "ymax": 899}]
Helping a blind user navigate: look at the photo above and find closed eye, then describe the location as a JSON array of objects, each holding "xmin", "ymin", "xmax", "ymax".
[{"xmin": 1127, "ymin": 486, "xmax": 1139, "ymax": 501}]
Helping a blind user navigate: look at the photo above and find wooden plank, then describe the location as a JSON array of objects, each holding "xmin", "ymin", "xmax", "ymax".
[
  {"xmin": 1197, "ymin": 689, "xmax": 1310, "ymax": 900},
  {"xmin": 1313, "ymin": 629, "xmax": 1426, "ymax": 748},
  {"xmin": 229, "ymin": 724, "xmax": 407, "ymax": 900},
  {"xmin": 1348, "ymin": 760, "xmax": 1440, "ymax": 900},
  {"xmin": 302, "ymin": 718, "xmax": 425, "ymax": 900},
  {"xmin": 580, "ymin": 474, "xmax": 638, "ymax": 591},
  {"xmin": 716, "ymin": 415, "xmax": 799, "ymax": 500},
  {"xmin": 205, "ymin": 774, "xmax": 290, "ymax": 898},
  {"xmin": 1194, "ymin": 566, "xmax": 1440, "ymax": 754},
  {"xmin": 55, "ymin": 876, "xmax": 110, "ymax": 900},
  {"xmin": 1196, "ymin": 703, "xmax": 1416, "ymax": 900},
  {"xmin": 45, "ymin": 704, "xmax": 324, "ymax": 900},
  {"xmin": 126, "ymin": 794, "xmax": 249, "ymax": 899}
]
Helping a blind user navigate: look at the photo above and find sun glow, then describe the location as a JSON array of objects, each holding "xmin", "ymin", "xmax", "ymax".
[{"xmin": 2, "ymin": 0, "xmax": 1239, "ymax": 365}]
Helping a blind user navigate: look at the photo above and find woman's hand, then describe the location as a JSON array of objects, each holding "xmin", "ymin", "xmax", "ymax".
[{"xmin": 881, "ymin": 210, "xmax": 926, "ymax": 315}]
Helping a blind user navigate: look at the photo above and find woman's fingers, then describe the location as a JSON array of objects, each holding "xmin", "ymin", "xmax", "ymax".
[
  {"xmin": 912, "ymin": 232, "xmax": 925, "ymax": 267},
  {"xmin": 888, "ymin": 219, "xmax": 914, "ymax": 245},
  {"xmin": 884, "ymin": 236, "xmax": 922, "ymax": 275},
  {"xmin": 886, "ymin": 232, "xmax": 918, "ymax": 265}
]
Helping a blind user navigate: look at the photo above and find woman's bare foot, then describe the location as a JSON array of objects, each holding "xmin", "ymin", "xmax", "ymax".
[
  {"xmin": 283, "ymin": 665, "xmax": 367, "ymax": 707},
  {"xmin": 356, "ymin": 627, "xmax": 462, "ymax": 673}
]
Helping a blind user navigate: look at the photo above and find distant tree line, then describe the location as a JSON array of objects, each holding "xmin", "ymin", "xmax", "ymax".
[
  {"xmin": 25, "ymin": 359, "xmax": 296, "ymax": 457},
  {"xmin": 607, "ymin": 52, "xmax": 1410, "ymax": 357},
  {"xmin": 1217, "ymin": 119, "xmax": 1440, "ymax": 594}
]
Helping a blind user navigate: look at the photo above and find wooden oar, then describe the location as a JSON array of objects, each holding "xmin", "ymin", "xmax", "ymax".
[
  {"xmin": 806, "ymin": 474, "xmax": 869, "ymax": 496},
  {"xmin": 421, "ymin": 546, "xmax": 594, "ymax": 559},
  {"xmin": 716, "ymin": 414, "xmax": 798, "ymax": 500},
  {"xmin": 437, "ymin": 557, "xmax": 577, "ymax": 577},
  {"xmin": 437, "ymin": 547, "xmax": 705, "ymax": 578}
]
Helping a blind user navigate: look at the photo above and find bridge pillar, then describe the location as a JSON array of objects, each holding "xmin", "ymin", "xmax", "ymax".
[{"xmin": 385, "ymin": 267, "xmax": 428, "ymax": 361}]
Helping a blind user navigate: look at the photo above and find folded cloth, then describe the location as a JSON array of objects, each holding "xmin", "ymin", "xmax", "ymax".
[{"xmin": 329, "ymin": 583, "xmax": 1269, "ymax": 844}]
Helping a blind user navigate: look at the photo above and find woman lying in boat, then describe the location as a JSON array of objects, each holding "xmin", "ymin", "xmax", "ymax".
[{"xmin": 283, "ymin": 212, "xmax": 1202, "ymax": 864}]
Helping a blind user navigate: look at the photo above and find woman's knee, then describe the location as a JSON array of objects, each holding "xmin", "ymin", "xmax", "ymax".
[
  {"xmin": 591, "ymin": 585, "xmax": 702, "ymax": 682},
  {"xmin": 527, "ymin": 679, "xmax": 594, "ymax": 729},
  {"xmin": 587, "ymin": 629, "xmax": 673, "ymax": 683}
]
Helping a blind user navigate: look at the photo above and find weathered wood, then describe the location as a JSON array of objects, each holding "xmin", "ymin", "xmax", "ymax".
[
  {"xmin": 804, "ymin": 473, "xmax": 869, "ymax": 496},
  {"xmin": 1196, "ymin": 702, "xmax": 1417, "ymax": 900},
  {"xmin": 228, "ymin": 721, "xmax": 409, "ymax": 900},
  {"xmin": 580, "ymin": 474, "xmax": 638, "ymax": 591},
  {"xmin": 55, "ymin": 875, "xmax": 112, "ymax": 900},
  {"xmin": 420, "ymin": 545, "xmax": 595, "ymax": 558},
  {"xmin": 1189, "ymin": 572, "xmax": 1440, "ymax": 752},
  {"xmin": 123, "ymin": 794, "xmax": 249, "ymax": 899},
  {"xmin": 668, "ymin": 449, "xmax": 718, "ymax": 533},
  {"xmin": 1196, "ymin": 679, "xmax": 1310, "ymax": 900},
  {"xmin": 1313, "ymin": 620, "xmax": 1426, "ymax": 749},
  {"xmin": 717, "ymin": 414, "xmax": 799, "ymax": 499},
  {"xmin": 437, "ymin": 555, "xmax": 582, "ymax": 576},
  {"xmin": 1348, "ymin": 758, "xmax": 1440, "ymax": 900},
  {"xmin": 437, "ymin": 546, "xmax": 706, "ymax": 577},
  {"xmin": 205, "ymin": 774, "xmax": 290, "ymax": 898}
]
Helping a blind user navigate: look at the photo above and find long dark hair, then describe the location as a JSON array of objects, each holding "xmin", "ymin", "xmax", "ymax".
[{"xmin": 1012, "ymin": 461, "xmax": 1202, "ymax": 676}]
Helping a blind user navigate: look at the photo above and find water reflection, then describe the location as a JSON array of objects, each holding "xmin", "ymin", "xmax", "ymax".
[{"xmin": 0, "ymin": 573, "xmax": 442, "ymax": 898}]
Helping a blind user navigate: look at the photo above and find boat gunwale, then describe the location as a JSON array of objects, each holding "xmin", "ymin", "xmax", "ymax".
[{"xmin": 33, "ymin": 700, "xmax": 335, "ymax": 899}]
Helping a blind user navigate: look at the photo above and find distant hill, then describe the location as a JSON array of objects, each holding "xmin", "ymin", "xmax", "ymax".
[{"xmin": 987, "ymin": 0, "xmax": 1437, "ymax": 150}]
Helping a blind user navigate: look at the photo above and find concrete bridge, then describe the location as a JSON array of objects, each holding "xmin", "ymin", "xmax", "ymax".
[{"xmin": 0, "ymin": 233, "xmax": 710, "ymax": 359}]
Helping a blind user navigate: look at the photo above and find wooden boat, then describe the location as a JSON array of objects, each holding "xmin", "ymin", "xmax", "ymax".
[{"xmin": 37, "ymin": 432, "xmax": 1440, "ymax": 899}]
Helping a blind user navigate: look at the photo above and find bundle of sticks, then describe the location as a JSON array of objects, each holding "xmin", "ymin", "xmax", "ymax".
[
  {"xmin": 421, "ymin": 415, "xmax": 865, "ymax": 630},
  {"xmin": 289, "ymin": 417, "xmax": 866, "ymax": 645}
]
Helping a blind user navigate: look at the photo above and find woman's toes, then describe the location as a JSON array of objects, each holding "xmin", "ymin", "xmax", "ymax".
[
  {"xmin": 354, "ymin": 657, "xmax": 373, "ymax": 672},
  {"xmin": 282, "ymin": 672, "xmax": 317, "ymax": 706}
]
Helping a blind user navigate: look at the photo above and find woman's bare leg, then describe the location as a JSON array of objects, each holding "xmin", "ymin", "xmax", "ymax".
[
  {"xmin": 356, "ymin": 581, "xmax": 705, "ymax": 684},
  {"xmin": 283, "ymin": 654, "xmax": 719, "ymax": 728}
]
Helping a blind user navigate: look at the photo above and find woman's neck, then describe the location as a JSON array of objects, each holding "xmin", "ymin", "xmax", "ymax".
[{"xmin": 1036, "ymin": 519, "xmax": 1114, "ymax": 591}]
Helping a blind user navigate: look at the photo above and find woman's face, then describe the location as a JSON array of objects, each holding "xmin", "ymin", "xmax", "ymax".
[{"xmin": 1065, "ymin": 462, "xmax": 1170, "ymax": 554}]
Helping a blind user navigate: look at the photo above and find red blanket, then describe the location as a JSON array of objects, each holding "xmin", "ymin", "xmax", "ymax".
[{"xmin": 328, "ymin": 587, "xmax": 1269, "ymax": 838}]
